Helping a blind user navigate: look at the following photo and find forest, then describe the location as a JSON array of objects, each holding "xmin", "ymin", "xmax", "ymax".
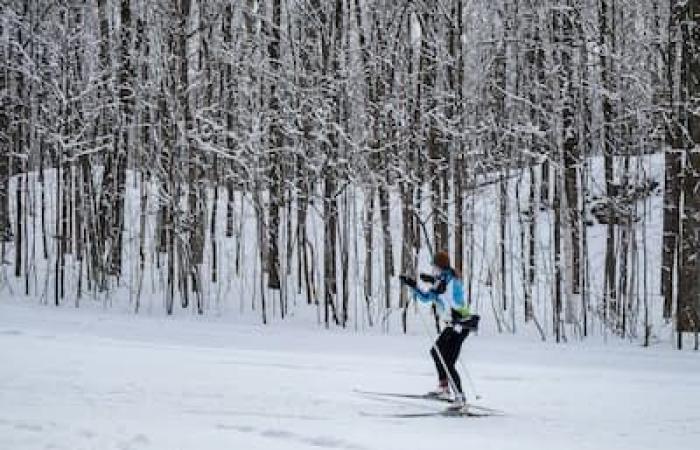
[{"xmin": 1, "ymin": 0, "xmax": 699, "ymax": 348}]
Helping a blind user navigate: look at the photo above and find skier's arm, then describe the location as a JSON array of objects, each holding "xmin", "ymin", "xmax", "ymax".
[
  {"xmin": 411, "ymin": 278, "xmax": 448, "ymax": 304},
  {"xmin": 412, "ymin": 287, "xmax": 437, "ymax": 303},
  {"xmin": 400, "ymin": 273, "xmax": 448, "ymax": 306}
]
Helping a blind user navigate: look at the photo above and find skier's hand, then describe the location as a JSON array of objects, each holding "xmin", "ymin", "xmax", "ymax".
[
  {"xmin": 419, "ymin": 273, "xmax": 436, "ymax": 284},
  {"xmin": 399, "ymin": 275, "xmax": 416, "ymax": 288}
]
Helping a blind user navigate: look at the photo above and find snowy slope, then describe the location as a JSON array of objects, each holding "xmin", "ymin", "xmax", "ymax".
[{"xmin": 1, "ymin": 301, "xmax": 699, "ymax": 450}]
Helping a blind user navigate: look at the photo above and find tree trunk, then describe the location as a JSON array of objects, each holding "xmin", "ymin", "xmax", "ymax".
[
  {"xmin": 267, "ymin": 0, "xmax": 282, "ymax": 292},
  {"xmin": 677, "ymin": 0, "xmax": 700, "ymax": 336},
  {"xmin": 601, "ymin": 0, "xmax": 617, "ymax": 321},
  {"xmin": 662, "ymin": 0, "xmax": 686, "ymax": 321},
  {"xmin": 364, "ymin": 187, "xmax": 375, "ymax": 326}
]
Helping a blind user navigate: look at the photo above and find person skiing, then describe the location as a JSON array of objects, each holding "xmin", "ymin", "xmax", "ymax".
[{"xmin": 399, "ymin": 250, "xmax": 479, "ymax": 411}]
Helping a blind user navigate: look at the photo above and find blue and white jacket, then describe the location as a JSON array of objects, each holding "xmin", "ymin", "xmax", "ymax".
[{"xmin": 410, "ymin": 268, "xmax": 470, "ymax": 322}]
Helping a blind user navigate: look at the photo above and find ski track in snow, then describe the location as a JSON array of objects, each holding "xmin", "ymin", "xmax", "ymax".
[{"xmin": 2, "ymin": 302, "xmax": 700, "ymax": 450}]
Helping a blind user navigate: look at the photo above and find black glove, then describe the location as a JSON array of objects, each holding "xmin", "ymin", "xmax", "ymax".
[
  {"xmin": 419, "ymin": 273, "xmax": 436, "ymax": 284},
  {"xmin": 399, "ymin": 275, "xmax": 417, "ymax": 288}
]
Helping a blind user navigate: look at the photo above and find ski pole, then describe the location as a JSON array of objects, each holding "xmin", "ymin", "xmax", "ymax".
[{"xmin": 457, "ymin": 353, "xmax": 481, "ymax": 400}]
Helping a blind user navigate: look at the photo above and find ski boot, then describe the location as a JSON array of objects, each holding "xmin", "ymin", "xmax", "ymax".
[
  {"xmin": 446, "ymin": 392, "xmax": 469, "ymax": 414},
  {"xmin": 426, "ymin": 381, "xmax": 451, "ymax": 401}
]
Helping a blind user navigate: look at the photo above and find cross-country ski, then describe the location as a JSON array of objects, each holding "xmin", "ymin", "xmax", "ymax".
[
  {"xmin": 361, "ymin": 408, "xmax": 495, "ymax": 419},
  {"xmin": 354, "ymin": 389, "xmax": 505, "ymax": 415}
]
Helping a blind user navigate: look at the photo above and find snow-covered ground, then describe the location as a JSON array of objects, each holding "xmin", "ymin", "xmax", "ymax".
[{"xmin": 1, "ymin": 301, "xmax": 699, "ymax": 450}]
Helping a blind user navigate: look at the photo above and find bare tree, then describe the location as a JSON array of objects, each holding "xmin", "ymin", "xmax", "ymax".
[{"xmin": 677, "ymin": 0, "xmax": 700, "ymax": 347}]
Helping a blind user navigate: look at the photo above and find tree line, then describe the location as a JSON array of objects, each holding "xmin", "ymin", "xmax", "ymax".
[{"xmin": 1, "ymin": 0, "xmax": 699, "ymax": 347}]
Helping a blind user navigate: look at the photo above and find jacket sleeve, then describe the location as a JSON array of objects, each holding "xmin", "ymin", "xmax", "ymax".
[
  {"xmin": 411, "ymin": 278, "xmax": 448, "ymax": 305},
  {"xmin": 411, "ymin": 287, "xmax": 437, "ymax": 303}
]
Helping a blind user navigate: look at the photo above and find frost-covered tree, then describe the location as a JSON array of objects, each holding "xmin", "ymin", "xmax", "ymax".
[{"xmin": 0, "ymin": 0, "xmax": 696, "ymax": 346}]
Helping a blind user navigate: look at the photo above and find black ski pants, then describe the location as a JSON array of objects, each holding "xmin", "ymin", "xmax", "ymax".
[{"xmin": 430, "ymin": 325, "xmax": 469, "ymax": 394}]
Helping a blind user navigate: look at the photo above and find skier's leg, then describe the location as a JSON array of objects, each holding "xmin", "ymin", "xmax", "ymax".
[
  {"xmin": 430, "ymin": 329, "xmax": 450, "ymax": 386},
  {"xmin": 442, "ymin": 329, "xmax": 462, "ymax": 394},
  {"xmin": 447, "ymin": 362, "xmax": 462, "ymax": 394},
  {"xmin": 446, "ymin": 328, "xmax": 469, "ymax": 395}
]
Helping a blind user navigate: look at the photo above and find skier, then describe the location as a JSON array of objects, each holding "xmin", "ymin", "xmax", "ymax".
[{"xmin": 399, "ymin": 250, "xmax": 479, "ymax": 411}]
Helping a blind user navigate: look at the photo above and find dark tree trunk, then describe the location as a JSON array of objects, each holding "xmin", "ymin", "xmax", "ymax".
[
  {"xmin": 601, "ymin": 0, "xmax": 617, "ymax": 320},
  {"xmin": 662, "ymin": 0, "xmax": 686, "ymax": 320},
  {"xmin": 266, "ymin": 0, "xmax": 282, "ymax": 292},
  {"xmin": 562, "ymin": 3, "xmax": 580, "ymax": 298},
  {"xmin": 677, "ymin": 0, "xmax": 700, "ymax": 336}
]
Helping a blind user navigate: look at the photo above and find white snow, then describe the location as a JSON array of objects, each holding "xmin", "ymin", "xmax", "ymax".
[{"xmin": 1, "ymin": 301, "xmax": 699, "ymax": 450}]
